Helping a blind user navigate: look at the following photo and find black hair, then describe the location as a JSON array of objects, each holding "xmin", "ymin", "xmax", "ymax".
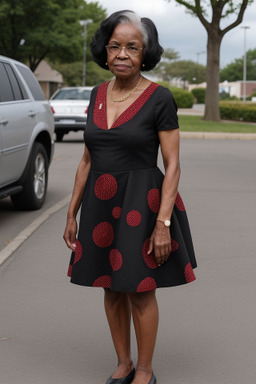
[{"xmin": 90, "ymin": 10, "xmax": 164, "ymax": 71}]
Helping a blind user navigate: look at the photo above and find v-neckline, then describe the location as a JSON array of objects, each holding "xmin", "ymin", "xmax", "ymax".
[
  {"xmin": 93, "ymin": 82, "xmax": 159, "ymax": 131},
  {"xmin": 106, "ymin": 81, "xmax": 149, "ymax": 130}
]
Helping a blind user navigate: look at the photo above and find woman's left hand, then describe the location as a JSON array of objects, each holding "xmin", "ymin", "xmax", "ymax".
[{"xmin": 147, "ymin": 221, "xmax": 172, "ymax": 266}]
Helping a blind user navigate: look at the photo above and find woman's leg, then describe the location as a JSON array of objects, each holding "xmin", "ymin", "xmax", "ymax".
[
  {"xmin": 128, "ymin": 290, "xmax": 159, "ymax": 384},
  {"xmin": 104, "ymin": 289, "xmax": 134, "ymax": 378}
]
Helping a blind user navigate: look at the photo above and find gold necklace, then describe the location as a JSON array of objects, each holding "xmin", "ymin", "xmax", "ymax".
[{"xmin": 110, "ymin": 76, "xmax": 143, "ymax": 102}]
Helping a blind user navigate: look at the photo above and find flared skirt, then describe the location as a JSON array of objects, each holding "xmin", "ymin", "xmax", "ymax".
[{"xmin": 67, "ymin": 167, "xmax": 197, "ymax": 292}]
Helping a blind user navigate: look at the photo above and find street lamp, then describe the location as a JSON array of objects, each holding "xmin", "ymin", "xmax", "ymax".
[
  {"xmin": 241, "ymin": 26, "xmax": 250, "ymax": 102},
  {"xmin": 196, "ymin": 51, "xmax": 206, "ymax": 64},
  {"xmin": 79, "ymin": 19, "xmax": 93, "ymax": 86}
]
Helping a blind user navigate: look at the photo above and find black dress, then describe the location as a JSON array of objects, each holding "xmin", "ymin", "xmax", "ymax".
[{"xmin": 67, "ymin": 82, "xmax": 197, "ymax": 292}]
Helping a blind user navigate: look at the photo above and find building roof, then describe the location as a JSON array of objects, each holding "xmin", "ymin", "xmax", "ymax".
[{"xmin": 34, "ymin": 60, "xmax": 63, "ymax": 83}]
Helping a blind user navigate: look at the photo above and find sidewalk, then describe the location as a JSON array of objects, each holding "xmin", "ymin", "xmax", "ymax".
[{"xmin": 179, "ymin": 103, "xmax": 205, "ymax": 116}]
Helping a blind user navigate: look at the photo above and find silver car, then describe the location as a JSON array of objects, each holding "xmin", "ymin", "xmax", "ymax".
[
  {"xmin": 0, "ymin": 55, "xmax": 54, "ymax": 210},
  {"xmin": 50, "ymin": 86, "xmax": 92, "ymax": 142}
]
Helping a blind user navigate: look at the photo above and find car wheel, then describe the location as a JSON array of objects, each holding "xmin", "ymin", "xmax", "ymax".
[
  {"xmin": 56, "ymin": 132, "xmax": 64, "ymax": 142},
  {"xmin": 11, "ymin": 143, "xmax": 49, "ymax": 210}
]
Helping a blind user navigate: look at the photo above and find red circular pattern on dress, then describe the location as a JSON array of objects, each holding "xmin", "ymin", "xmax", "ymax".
[
  {"xmin": 137, "ymin": 277, "xmax": 157, "ymax": 292},
  {"xmin": 67, "ymin": 265, "xmax": 72, "ymax": 277},
  {"xmin": 126, "ymin": 210, "xmax": 142, "ymax": 227},
  {"xmin": 171, "ymin": 239, "xmax": 179, "ymax": 252},
  {"xmin": 184, "ymin": 262, "xmax": 196, "ymax": 283},
  {"xmin": 92, "ymin": 275, "xmax": 112, "ymax": 288},
  {"xmin": 74, "ymin": 240, "xmax": 83, "ymax": 264},
  {"xmin": 175, "ymin": 192, "xmax": 186, "ymax": 211},
  {"xmin": 147, "ymin": 188, "xmax": 160, "ymax": 213},
  {"xmin": 142, "ymin": 238, "xmax": 157, "ymax": 269},
  {"xmin": 93, "ymin": 222, "xmax": 114, "ymax": 248},
  {"xmin": 109, "ymin": 249, "xmax": 123, "ymax": 271},
  {"xmin": 94, "ymin": 174, "xmax": 117, "ymax": 200},
  {"xmin": 112, "ymin": 206, "xmax": 122, "ymax": 219}
]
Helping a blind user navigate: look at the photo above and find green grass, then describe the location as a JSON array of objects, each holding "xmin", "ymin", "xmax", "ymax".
[{"xmin": 178, "ymin": 115, "xmax": 256, "ymax": 133}]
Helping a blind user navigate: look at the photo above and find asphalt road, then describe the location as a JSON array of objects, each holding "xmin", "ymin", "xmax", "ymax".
[
  {"xmin": 1, "ymin": 135, "xmax": 256, "ymax": 384},
  {"xmin": 0, "ymin": 132, "xmax": 85, "ymax": 252}
]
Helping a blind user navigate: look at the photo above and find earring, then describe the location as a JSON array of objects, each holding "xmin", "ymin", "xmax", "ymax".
[
  {"xmin": 142, "ymin": 63, "xmax": 145, "ymax": 68},
  {"xmin": 105, "ymin": 62, "xmax": 108, "ymax": 66}
]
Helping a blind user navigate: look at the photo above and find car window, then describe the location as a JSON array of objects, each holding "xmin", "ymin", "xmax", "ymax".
[
  {"xmin": 52, "ymin": 89, "xmax": 91, "ymax": 100},
  {"xmin": 0, "ymin": 62, "xmax": 15, "ymax": 102},
  {"xmin": 81, "ymin": 90, "xmax": 91, "ymax": 100},
  {"xmin": 15, "ymin": 64, "xmax": 45, "ymax": 101},
  {"xmin": 4, "ymin": 63, "xmax": 27, "ymax": 101}
]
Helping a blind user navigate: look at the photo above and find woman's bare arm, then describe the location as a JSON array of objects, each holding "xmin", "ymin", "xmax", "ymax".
[{"xmin": 148, "ymin": 129, "xmax": 180, "ymax": 266}]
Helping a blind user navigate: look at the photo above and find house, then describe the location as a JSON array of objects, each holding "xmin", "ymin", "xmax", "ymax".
[
  {"xmin": 189, "ymin": 80, "xmax": 256, "ymax": 99},
  {"xmin": 34, "ymin": 60, "xmax": 63, "ymax": 99}
]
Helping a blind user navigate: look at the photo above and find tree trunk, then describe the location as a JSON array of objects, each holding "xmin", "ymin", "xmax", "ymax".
[{"xmin": 204, "ymin": 32, "xmax": 222, "ymax": 121}]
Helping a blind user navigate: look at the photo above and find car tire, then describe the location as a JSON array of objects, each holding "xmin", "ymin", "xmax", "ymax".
[
  {"xmin": 56, "ymin": 132, "xmax": 64, "ymax": 142},
  {"xmin": 11, "ymin": 143, "xmax": 49, "ymax": 210}
]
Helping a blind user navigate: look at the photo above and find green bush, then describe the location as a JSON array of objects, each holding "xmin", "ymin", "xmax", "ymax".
[
  {"xmin": 172, "ymin": 89, "xmax": 194, "ymax": 108},
  {"xmin": 157, "ymin": 81, "xmax": 171, "ymax": 88},
  {"xmin": 219, "ymin": 101, "xmax": 256, "ymax": 122},
  {"xmin": 219, "ymin": 91, "xmax": 239, "ymax": 101},
  {"xmin": 224, "ymin": 95, "xmax": 239, "ymax": 101},
  {"xmin": 157, "ymin": 82, "xmax": 194, "ymax": 108},
  {"xmin": 191, "ymin": 88, "xmax": 205, "ymax": 103}
]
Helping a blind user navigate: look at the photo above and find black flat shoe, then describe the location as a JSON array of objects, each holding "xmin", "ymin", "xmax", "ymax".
[
  {"xmin": 106, "ymin": 368, "xmax": 135, "ymax": 384},
  {"xmin": 148, "ymin": 372, "xmax": 157, "ymax": 384}
]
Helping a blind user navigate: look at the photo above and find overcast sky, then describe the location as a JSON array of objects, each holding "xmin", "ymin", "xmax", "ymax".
[{"xmin": 92, "ymin": 0, "xmax": 256, "ymax": 68}]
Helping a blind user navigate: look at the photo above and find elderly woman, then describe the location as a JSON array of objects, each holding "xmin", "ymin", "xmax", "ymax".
[{"xmin": 64, "ymin": 10, "xmax": 197, "ymax": 384}]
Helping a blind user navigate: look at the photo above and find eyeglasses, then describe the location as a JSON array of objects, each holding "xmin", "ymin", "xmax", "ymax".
[{"xmin": 105, "ymin": 45, "xmax": 144, "ymax": 57}]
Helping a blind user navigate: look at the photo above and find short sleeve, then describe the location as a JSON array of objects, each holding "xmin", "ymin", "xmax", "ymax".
[{"xmin": 154, "ymin": 86, "xmax": 179, "ymax": 131}]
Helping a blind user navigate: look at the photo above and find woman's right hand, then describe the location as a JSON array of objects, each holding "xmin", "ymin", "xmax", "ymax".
[{"xmin": 63, "ymin": 217, "xmax": 77, "ymax": 252}]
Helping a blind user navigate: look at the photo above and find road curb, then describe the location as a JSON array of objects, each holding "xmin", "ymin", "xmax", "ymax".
[
  {"xmin": 180, "ymin": 131, "xmax": 256, "ymax": 140},
  {"xmin": 0, "ymin": 194, "xmax": 72, "ymax": 267}
]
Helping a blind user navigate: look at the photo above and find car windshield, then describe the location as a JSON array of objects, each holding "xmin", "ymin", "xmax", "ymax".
[{"xmin": 52, "ymin": 89, "xmax": 91, "ymax": 100}]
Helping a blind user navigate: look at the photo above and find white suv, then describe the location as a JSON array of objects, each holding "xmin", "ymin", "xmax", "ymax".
[{"xmin": 0, "ymin": 56, "xmax": 54, "ymax": 210}]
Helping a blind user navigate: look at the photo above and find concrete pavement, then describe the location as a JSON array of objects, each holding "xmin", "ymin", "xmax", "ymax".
[{"xmin": 1, "ymin": 138, "xmax": 256, "ymax": 384}]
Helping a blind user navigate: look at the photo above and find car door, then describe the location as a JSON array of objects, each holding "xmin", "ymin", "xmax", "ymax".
[
  {"xmin": 0, "ymin": 61, "xmax": 35, "ymax": 187},
  {"xmin": 0, "ymin": 108, "xmax": 3, "ymax": 182}
]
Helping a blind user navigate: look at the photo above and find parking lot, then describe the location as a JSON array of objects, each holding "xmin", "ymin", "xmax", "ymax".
[{"xmin": 1, "ymin": 136, "xmax": 256, "ymax": 384}]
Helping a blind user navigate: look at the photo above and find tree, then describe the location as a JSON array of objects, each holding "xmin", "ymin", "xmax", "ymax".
[
  {"xmin": 166, "ymin": 0, "xmax": 253, "ymax": 121},
  {"xmin": 0, "ymin": 0, "xmax": 85, "ymax": 71},
  {"xmin": 155, "ymin": 58, "xmax": 206, "ymax": 85},
  {"xmin": 49, "ymin": 1, "xmax": 114, "ymax": 86},
  {"xmin": 220, "ymin": 48, "xmax": 256, "ymax": 82},
  {"xmin": 162, "ymin": 48, "xmax": 180, "ymax": 61},
  {"xmin": 77, "ymin": 1, "xmax": 114, "ymax": 84},
  {"xmin": 78, "ymin": 1, "xmax": 108, "ymax": 64},
  {"xmin": 173, "ymin": 60, "xmax": 206, "ymax": 84},
  {"xmin": 52, "ymin": 61, "xmax": 113, "ymax": 86},
  {"xmin": 153, "ymin": 48, "xmax": 180, "ymax": 80},
  {"xmin": 0, "ymin": 0, "xmax": 107, "ymax": 74}
]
